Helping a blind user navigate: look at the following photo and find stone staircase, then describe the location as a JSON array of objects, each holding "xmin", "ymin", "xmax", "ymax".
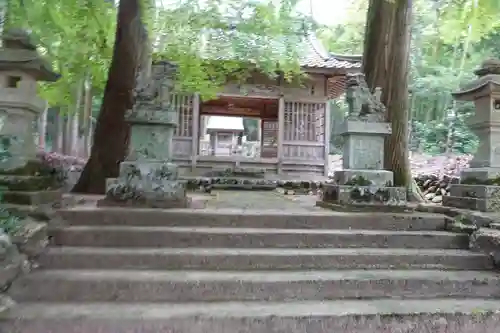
[{"xmin": 3, "ymin": 207, "xmax": 500, "ymax": 332}]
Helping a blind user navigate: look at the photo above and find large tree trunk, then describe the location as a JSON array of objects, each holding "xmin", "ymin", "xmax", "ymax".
[
  {"xmin": 362, "ymin": 0, "xmax": 395, "ymax": 93},
  {"xmin": 72, "ymin": 0, "xmax": 144, "ymax": 193},
  {"xmin": 384, "ymin": 0, "xmax": 413, "ymax": 187},
  {"xmin": 363, "ymin": 0, "xmax": 418, "ymax": 199}
]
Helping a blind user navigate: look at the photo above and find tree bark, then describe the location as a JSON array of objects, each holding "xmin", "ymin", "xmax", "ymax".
[
  {"xmin": 383, "ymin": 0, "xmax": 413, "ymax": 187},
  {"xmin": 72, "ymin": 0, "xmax": 145, "ymax": 193},
  {"xmin": 362, "ymin": 0, "xmax": 395, "ymax": 93},
  {"xmin": 363, "ymin": 0, "xmax": 417, "ymax": 198}
]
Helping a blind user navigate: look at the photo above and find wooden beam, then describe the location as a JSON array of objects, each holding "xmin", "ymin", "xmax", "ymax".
[
  {"xmin": 277, "ymin": 96, "xmax": 285, "ymax": 174},
  {"xmin": 191, "ymin": 93, "xmax": 200, "ymax": 170},
  {"xmin": 201, "ymin": 104, "xmax": 262, "ymax": 117}
]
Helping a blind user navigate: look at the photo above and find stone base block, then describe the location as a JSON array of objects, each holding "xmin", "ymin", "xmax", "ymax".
[
  {"xmin": 203, "ymin": 167, "xmax": 266, "ymax": 179},
  {"xmin": 316, "ymin": 200, "xmax": 413, "ymax": 213},
  {"xmin": 2, "ymin": 190, "xmax": 62, "ymax": 206},
  {"xmin": 460, "ymin": 168, "xmax": 500, "ymax": 183},
  {"xmin": 211, "ymin": 184, "xmax": 276, "ymax": 191},
  {"xmin": 119, "ymin": 161, "xmax": 179, "ymax": 181},
  {"xmin": 442, "ymin": 195, "xmax": 500, "ymax": 212},
  {"xmin": 97, "ymin": 196, "xmax": 191, "ymax": 209},
  {"xmin": 449, "ymin": 184, "xmax": 500, "ymax": 199},
  {"xmin": 101, "ymin": 178, "xmax": 189, "ymax": 209},
  {"xmin": 333, "ymin": 169, "xmax": 394, "ymax": 187},
  {"xmin": 0, "ymin": 175, "xmax": 57, "ymax": 191},
  {"xmin": 321, "ymin": 184, "xmax": 407, "ymax": 208}
]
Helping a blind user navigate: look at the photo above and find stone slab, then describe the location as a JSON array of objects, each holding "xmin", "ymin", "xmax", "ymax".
[
  {"xmin": 337, "ymin": 120, "xmax": 392, "ymax": 136},
  {"xmin": 97, "ymin": 196, "xmax": 189, "ymax": 209},
  {"xmin": 342, "ymin": 134, "xmax": 385, "ymax": 169},
  {"xmin": 39, "ymin": 247, "xmax": 493, "ymax": 271},
  {"xmin": 333, "ymin": 169, "xmax": 394, "ymax": 187},
  {"xmin": 2, "ymin": 190, "xmax": 62, "ymax": 206},
  {"xmin": 102, "ymin": 178, "xmax": 188, "ymax": 208},
  {"xmin": 57, "ymin": 208, "xmax": 447, "ymax": 231},
  {"xmin": 0, "ymin": 175, "xmax": 56, "ymax": 191},
  {"xmin": 211, "ymin": 184, "xmax": 276, "ymax": 191},
  {"xmin": 449, "ymin": 184, "xmax": 500, "ymax": 199},
  {"xmin": 4, "ymin": 300, "xmax": 500, "ymax": 333},
  {"xmin": 442, "ymin": 195, "xmax": 500, "ymax": 212},
  {"xmin": 322, "ymin": 184, "xmax": 407, "ymax": 206},
  {"xmin": 316, "ymin": 201, "xmax": 413, "ymax": 213},
  {"xmin": 48, "ymin": 226, "xmax": 469, "ymax": 249},
  {"xmin": 460, "ymin": 167, "xmax": 500, "ymax": 182},
  {"xmin": 10, "ymin": 269, "xmax": 500, "ymax": 303}
]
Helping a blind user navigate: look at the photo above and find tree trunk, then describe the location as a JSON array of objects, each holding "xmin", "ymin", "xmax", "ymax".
[
  {"xmin": 362, "ymin": 0, "xmax": 395, "ymax": 93},
  {"xmin": 383, "ymin": 0, "xmax": 413, "ymax": 188},
  {"xmin": 72, "ymin": 0, "xmax": 145, "ymax": 193},
  {"xmin": 363, "ymin": 0, "xmax": 417, "ymax": 198}
]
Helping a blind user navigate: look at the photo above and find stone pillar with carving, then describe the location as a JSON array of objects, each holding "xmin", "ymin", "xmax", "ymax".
[
  {"xmin": 318, "ymin": 73, "xmax": 407, "ymax": 212},
  {"xmin": 443, "ymin": 59, "xmax": 500, "ymax": 211},
  {"xmin": 99, "ymin": 61, "xmax": 190, "ymax": 208}
]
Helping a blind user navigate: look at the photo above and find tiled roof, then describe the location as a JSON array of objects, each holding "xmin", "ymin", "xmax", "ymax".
[
  {"xmin": 201, "ymin": 28, "xmax": 362, "ymax": 70},
  {"xmin": 300, "ymin": 34, "xmax": 362, "ymax": 69}
]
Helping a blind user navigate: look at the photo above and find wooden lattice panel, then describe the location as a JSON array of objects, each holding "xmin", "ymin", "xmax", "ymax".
[
  {"xmin": 261, "ymin": 120, "xmax": 278, "ymax": 158},
  {"xmin": 283, "ymin": 100, "xmax": 326, "ymax": 161},
  {"xmin": 171, "ymin": 94, "xmax": 193, "ymax": 137},
  {"xmin": 284, "ymin": 101, "xmax": 325, "ymax": 142}
]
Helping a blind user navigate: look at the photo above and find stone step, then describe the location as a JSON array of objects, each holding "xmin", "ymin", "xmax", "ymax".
[
  {"xmin": 39, "ymin": 247, "xmax": 493, "ymax": 270},
  {"xmin": 10, "ymin": 269, "xmax": 500, "ymax": 303},
  {"xmin": 211, "ymin": 184, "xmax": 276, "ymax": 190},
  {"xmin": 4, "ymin": 299, "xmax": 500, "ymax": 333},
  {"xmin": 57, "ymin": 208, "xmax": 446, "ymax": 230},
  {"xmin": 49, "ymin": 226, "xmax": 469, "ymax": 249}
]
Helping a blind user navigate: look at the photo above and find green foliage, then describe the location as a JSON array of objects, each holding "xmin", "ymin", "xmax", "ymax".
[
  {"xmin": 151, "ymin": 0, "xmax": 313, "ymax": 98},
  {"xmin": 7, "ymin": 0, "xmax": 315, "ymax": 109},
  {"xmin": 322, "ymin": 0, "xmax": 498, "ymax": 155},
  {"xmin": 8, "ymin": 0, "xmax": 116, "ymax": 108}
]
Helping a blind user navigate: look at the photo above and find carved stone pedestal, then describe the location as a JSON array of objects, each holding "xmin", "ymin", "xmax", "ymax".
[
  {"xmin": 99, "ymin": 162, "xmax": 190, "ymax": 209},
  {"xmin": 318, "ymin": 73, "xmax": 408, "ymax": 212},
  {"xmin": 99, "ymin": 105, "xmax": 191, "ymax": 209}
]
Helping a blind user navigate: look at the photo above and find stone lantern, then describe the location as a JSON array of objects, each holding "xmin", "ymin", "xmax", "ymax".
[
  {"xmin": 99, "ymin": 61, "xmax": 192, "ymax": 208},
  {"xmin": 0, "ymin": 29, "xmax": 58, "ymax": 171},
  {"xmin": 443, "ymin": 59, "xmax": 500, "ymax": 211}
]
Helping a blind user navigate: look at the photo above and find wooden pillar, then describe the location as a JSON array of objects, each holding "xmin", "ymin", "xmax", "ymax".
[
  {"xmin": 191, "ymin": 93, "xmax": 200, "ymax": 171},
  {"xmin": 324, "ymin": 101, "xmax": 331, "ymax": 176},
  {"xmin": 277, "ymin": 96, "xmax": 285, "ymax": 174}
]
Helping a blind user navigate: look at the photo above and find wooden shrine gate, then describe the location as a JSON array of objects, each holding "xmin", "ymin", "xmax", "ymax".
[{"xmin": 170, "ymin": 93, "xmax": 330, "ymax": 177}]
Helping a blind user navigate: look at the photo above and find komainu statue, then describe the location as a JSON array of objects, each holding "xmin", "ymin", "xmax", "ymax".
[{"xmin": 345, "ymin": 73, "xmax": 387, "ymax": 122}]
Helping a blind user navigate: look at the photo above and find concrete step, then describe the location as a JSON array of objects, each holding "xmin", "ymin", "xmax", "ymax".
[
  {"xmin": 39, "ymin": 247, "xmax": 493, "ymax": 270},
  {"xmin": 57, "ymin": 207, "xmax": 446, "ymax": 230},
  {"xmin": 49, "ymin": 226, "xmax": 469, "ymax": 249},
  {"xmin": 10, "ymin": 269, "xmax": 500, "ymax": 302},
  {"xmin": 3, "ymin": 299, "xmax": 500, "ymax": 333}
]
